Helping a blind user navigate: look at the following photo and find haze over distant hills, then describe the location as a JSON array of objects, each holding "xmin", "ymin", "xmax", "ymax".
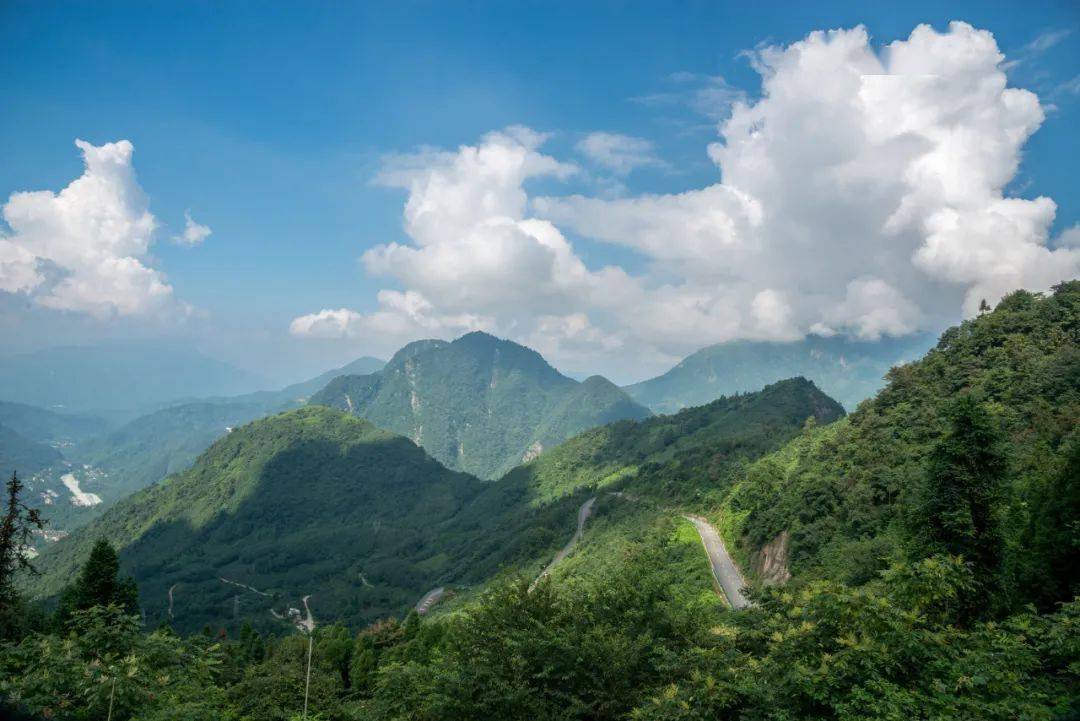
[
  {"xmin": 0, "ymin": 340, "xmax": 270, "ymax": 415},
  {"xmin": 310, "ymin": 331, "xmax": 652, "ymax": 479},
  {"xmin": 73, "ymin": 354, "xmax": 386, "ymax": 500},
  {"xmin": 625, "ymin": 334, "xmax": 935, "ymax": 413},
  {"xmin": 0, "ymin": 423, "xmax": 61, "ymax": 477},
  {"xmin": 30, "ymin": 376, "xmax": 839, "ymax": 631},
  {"xmin": 0, "ymin": 401, "xmax": 102, "ymax": 447},
  {"xmin": 0, "ymin": 355, "xmax": 384, "ymax": 539}
]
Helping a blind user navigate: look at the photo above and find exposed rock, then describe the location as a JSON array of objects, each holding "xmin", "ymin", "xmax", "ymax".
[
  {"xmin": 522, "ymin": 440, "xmax": 543, "ymax": 463},
  {"xmin": 753, "ymin": 530, "xmax": 791, "ymax": 586}
]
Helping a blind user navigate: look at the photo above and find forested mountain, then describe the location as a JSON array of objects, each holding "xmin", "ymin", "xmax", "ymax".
[
  {"xmin": 504, "ymin": 376, "xmax": 843, "ymax": 503},
  {"xmin": 0, "ymin": 340, "xmax": 269, "ymax": 416},
  {"xmin": 27, "ymin": 374, "xmax": 834, "ymax": 634},
  {"xmin": 9, "ymin": 286, "xmax": 1079, "ymax": 720},
  {"xmin": 0, "ymin": 357, "xmax": 389, "ymax": 546},
  {"xmin": 0, "ymin": 423, "xmax": 61, "ymax": 477},
  {"xmin": 311, "ymin": 331, "xmax": 651, "ymax": 479},
  {"xmin": 721, "ymin": 282, "xmax": 1080, "ymax": 609},
  {"xmin": 625, "ymin": 333, "xmax": 933, "ymax": 413},
  {"xmin": 72, "ymin": 355, "xmax": 385, "ymax": 500},
  {"xmin": 0, "ymin": 402, "xmax": 102, "ymax": 446},
  {"xmin": 29, "ymin": 407, "xmax": 491, "ymax": 630}
]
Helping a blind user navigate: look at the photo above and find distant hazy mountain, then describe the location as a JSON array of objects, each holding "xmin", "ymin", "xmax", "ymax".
[
  {"xmin": 310, "ymin": 332, "xmax": 651, "ymax": 479},
  {"xmin": 70, "ymin": 355, "xmax": 386, "ymax": 502},
  {"xmin": 625, "ymin": 334, "xmax": 935, "ymax": 413},
  {"xmin": 0, "ymin": 401, "xmax": 103, "ymax": 446},
  {"xmin": 0, "ymin": 423, "xmax": 62, "ymax": 477},
  {"xmin": 0, "ymin": 340, "xmax": 269, "ymax": 414}
]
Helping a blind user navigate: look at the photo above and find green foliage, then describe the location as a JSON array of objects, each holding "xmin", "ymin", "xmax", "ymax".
[
  {"xmin": 30, "ymin": 406, "xmax": 598, "ymax": 633},
  {"xmin": 724, "ymin": 283, "xmax": 1080, "ymax": 610},
  {"xmin": 31, "ymin": 407, "xmax": 491, "ymax": 631},
  {"xmin": 0, "ymin": 471, "xmax": 44, "ymax": 637},
  {"xmin": 631, "ymin": 557, "xmax": 1079, "ymax": 721},
  {"xmin": 506, "ymin": 376, "xmax": 845, "ymax": 504},
  {"xmin": 310, "ymin": 331, "xmax": 651, "ymax": 479},
  {"xmin": 355, "ymin": 546, "xmax": 1078, "ymax": 721},
  {"xmin": 3, "ymin": 287, "xmax": 1078, "ymax": 720},
  {"xmin": 0, "ymin": 604, "xmax": 226, "ymax": 721},
  {"xmin": 908, "ymin": 394, "xmax": 1008, "ymax": 603},
  {"xmin": 69, "ymin": 355, "xmax": 386, "ymax": 504},
  {"xmin": 56, "ymin": 538, "xmax": 139, "ymax": 623},
  {"xmin": 31, "ymin": 371, "xmax": 843, "ymax": 637},
  {"xmin": 368, "ymin": 536, "xmax": 719, "ymax": 721}
]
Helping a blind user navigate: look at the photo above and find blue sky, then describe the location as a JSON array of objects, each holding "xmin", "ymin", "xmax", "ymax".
[{"xmin": 1, "ymin": 1, "xmax": 1078, "ymax": 383}]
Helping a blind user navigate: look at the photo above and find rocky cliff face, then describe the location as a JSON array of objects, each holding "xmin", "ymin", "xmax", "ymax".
[{"xmin": 753, "ymin": 530, "xmax": 791, "ymax": 586}]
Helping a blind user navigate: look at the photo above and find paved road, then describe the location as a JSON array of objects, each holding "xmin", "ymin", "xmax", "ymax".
[
  {"xmin": 531, "ymin": 496, "xmax": 597, "ymax": 590},
  {"xmin": 415, "ymin": 586, "xmax": 446, "ymax": 614},
  {"xmin": 683, "ymin": 514, "xmax": 752, "ymax": 609}
]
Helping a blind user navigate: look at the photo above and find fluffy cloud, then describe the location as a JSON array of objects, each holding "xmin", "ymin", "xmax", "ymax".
[
  {"xmin": 173, "ymin": 212, "xmax": 212, "ymax": 246},
  {"xmin": 0, "ymin": 139, "xmax": 185, "ymax": 319},
  {"xmin": 293, "ymin": 22, "xmax": 1079, "ymax": 374},
  {"xmin": 541, "ymin": 22, "xmax": 1078, "ymax": 340},
  {"xmin": 289, "ymin": 290, "xmax": 491, "ymax": 344},
  {"xmin": 575, "ymin": 132, "xmax": 663, "ymax": 175}
]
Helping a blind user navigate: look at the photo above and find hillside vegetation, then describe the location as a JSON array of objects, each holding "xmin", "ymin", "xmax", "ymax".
[
  {"xmin": 311, "ymin": 331, "xmax": 651, "ymax": 479},
  {"xmin": 29, "ymin": 407, "xmax": 494, "ymax": 630},
  {"xmin": 6, "ymin": 287, "xmax": 1077, "ymax": 721},
  {"xmin": 29, "ymin": 373, "xmax": 836, "ymax": 634},
  {"xmin": 71, "ymin": 355, "xmax": 386, "ymax": 501},
  {"xmin": 505, "ymin": 376, "xmax": 844, "ymax": 503},
  {"xmin": 723, "ymin": 282, "xmax": 1080, "ymax": 610},
  {"xmin": 0, "ymin": 424, "xmax": 61, "ymax": 477}
]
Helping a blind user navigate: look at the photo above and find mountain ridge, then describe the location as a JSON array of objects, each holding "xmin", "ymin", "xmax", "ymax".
[
  {"xmin": 310, "ymin": 331, "xmax": 651, "ymax": 479},
  {"xmin": 625, "ymin": 333, "xmax": 934, "ymax": 413}
]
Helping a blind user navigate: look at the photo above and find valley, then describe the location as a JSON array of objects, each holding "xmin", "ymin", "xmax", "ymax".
[{"xmin": 2, "ymin": 284, "xmax": 1077, "ymax": 720}]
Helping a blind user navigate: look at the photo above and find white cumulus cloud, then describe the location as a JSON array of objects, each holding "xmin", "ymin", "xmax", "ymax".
[
  {"xmin": 541, "ymin": 22, "xmax": 1079, "ymax": 340},
  {"xmin": 0, "ymin": 138, "xmax": 186, "ymax": 319},
  {"xmin": 173, "ymin": 211, "xmax": 212, "ymax": 246},
  {"xmin": 293, "ymin": 22, "xmax": 1080, "ymax": 376},
  {"xmin": 575, "ymin": 132, "xmax": 664, "ymax": 175}
]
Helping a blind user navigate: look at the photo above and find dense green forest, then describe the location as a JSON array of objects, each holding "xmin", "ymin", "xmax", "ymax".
[
  {"xmin": 311, "ymin": 331, "xmax": 651, "ymax": 479},
  {"xmin": 64, "ymin": 356, "xmax": 387, "ymax": 509},
  {"xmin": 26, "ymin": 373, "xmax": 831, "ymax": 634},
  {"xmin": 722, "ymin": 282, "xmax": 1080, "ymax": 610},
  {"xmin": 1, "ymin": 284, "xmax": 1077, "ymax": 720}
]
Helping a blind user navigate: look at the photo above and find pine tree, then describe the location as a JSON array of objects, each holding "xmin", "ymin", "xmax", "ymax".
[
  {"xmin": 57, "ymin": 539, "xmax": 139, "ymax": 624},
  {"xmin": 0, "ymin": 472, "xmax": 44, "ymax": 608},
  {"xmin": 910, "ymin": 394, "xmax": 1008, "ymax": 590},
  {"xmin": 0, "ymin": 471, "xmax": 44, "ymax": 613}
]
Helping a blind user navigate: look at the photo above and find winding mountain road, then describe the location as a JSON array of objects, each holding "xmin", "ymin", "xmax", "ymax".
[
  {"xmin": 530, "ymin": 496, "xmax": 597, "ymax": 590},
  {"xmin": 415, "ymin": 587, "xmax": 446, "ymax": 614},
  {"xmin": 415, "ymin": 494, "xmax": 753, "ymax": 613},
  {"xmin": 683, "ymin": 514, "xmax": 752, "ymax": 609}
]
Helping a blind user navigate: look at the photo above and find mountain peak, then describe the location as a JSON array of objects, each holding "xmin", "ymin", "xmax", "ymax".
[
  {"xmin": 311, "ymin": 333, "xmax": 648, "ymax": 478},
  {"xmin": 455, "ymin": 330, "xmax": 501, "ymax": 344},
  {"xmin": 386, "ymin": 338, "xmax": 450, "ymax": 368}
]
